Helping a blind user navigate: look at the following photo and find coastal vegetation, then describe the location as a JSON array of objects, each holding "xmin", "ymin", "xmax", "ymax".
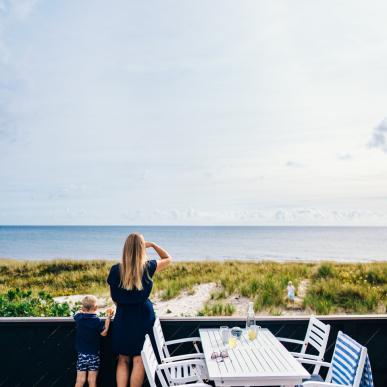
[
  {"xmin": 0, "ymin": 288, "xmax": 72, "ymax": 317},
  {"xmin": 0, "ymin": 259, "xmax": 386, "ymax": 317}
]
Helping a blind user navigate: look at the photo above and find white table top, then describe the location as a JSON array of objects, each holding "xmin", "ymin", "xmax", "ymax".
[{"xmin": 199, "ymin": 328, "xmax": 310, "ymax": 387}]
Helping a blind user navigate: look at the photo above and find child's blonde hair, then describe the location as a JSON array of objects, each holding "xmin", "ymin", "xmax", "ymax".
[
  {"xmin": 288, "ymin": 281, "xmax": 293, "ymax": 286},
  {"xmin": 81, "ymin": 295, "xmax": 97, "ymax": 311}
]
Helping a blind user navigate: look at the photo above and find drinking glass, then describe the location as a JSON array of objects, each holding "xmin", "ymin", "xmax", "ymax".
[
  {"xmin": 231, "ymin": 326, "xmax": 243, "ymax": 339},
  {"xmin": 228, "ymin": 336, "xmax": 237, "ymax": 348},
  {"xmin": 219, "ymin": 326, "xmax": 230, "ymax": 346},
  {"xmin": 247, "ymin": 324, "xmax": 258, "ymax": 340}
]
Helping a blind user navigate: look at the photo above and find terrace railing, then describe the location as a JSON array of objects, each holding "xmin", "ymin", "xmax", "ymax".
[{"xmin": 0, "ymin": 315, "xmax": 386, "ymax": 387}]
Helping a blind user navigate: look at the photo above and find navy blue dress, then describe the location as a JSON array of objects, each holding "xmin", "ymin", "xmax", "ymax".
[{"xmin": 107, "ymin": 260, "xmax": 157, "ymax": 356}]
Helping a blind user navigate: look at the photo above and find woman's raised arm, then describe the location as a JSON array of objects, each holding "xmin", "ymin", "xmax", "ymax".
[{"xmin": 146, "ymin": 242, "xmax": 172, "ymax": 272}]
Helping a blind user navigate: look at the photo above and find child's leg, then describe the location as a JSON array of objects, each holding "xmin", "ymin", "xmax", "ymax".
[
  {"xmin": 87, "ymin": 371, "xmax": 98, "ymax": 387},
  {"xmin": 75, "ymin": 371, "xmax": 87, "ymax": 387}
]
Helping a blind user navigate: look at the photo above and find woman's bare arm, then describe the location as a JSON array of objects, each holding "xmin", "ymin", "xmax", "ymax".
[{"xmin": 146, "ymin": 242, "xmax": 172, "ymax": 272}]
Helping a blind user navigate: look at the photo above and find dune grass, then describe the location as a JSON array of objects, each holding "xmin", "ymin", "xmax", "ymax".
[
  {"xmin": 0, "ymin": 259, "xmax": 112, "ymax": 296},
  {"xmin": 0, "ymin": 259, "xmax": 386, "ymax": 316},
  {"xmin": 199, "ymin": 302, "xmax": 236, "ymax": 316},
  {"xmin": 303, "ymin": 262, "xmax": 387, "ymax": 314}
]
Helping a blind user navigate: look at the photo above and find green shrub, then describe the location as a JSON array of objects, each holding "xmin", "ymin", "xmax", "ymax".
[
  {"xmin": 0, "ymin": 288, "xmax": 72, "ymax": 317},
  {"xmin": 304, "ymin": 278, "xmax": 382, "ymax": 314},
  {"xmin": 303, "ymin": 292, "xmax": 333, "ymax": 314},
  {"xmin": 365, "ymin": 270, "xmax": 386, "ymax": 285},
  {"xmin": 315, "ymin": 263, "xmax": 335, "ymax": 279}
]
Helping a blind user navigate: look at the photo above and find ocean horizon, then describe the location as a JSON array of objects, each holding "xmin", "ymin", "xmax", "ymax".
[{"xmin": 1, "ymin": 225, "xmax": 386, "ymax": 262}]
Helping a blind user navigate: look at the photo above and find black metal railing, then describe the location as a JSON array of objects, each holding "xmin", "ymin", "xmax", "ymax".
[{"xmin": 0, "ymin": 315, "xmax": 386, "ymax": 387}]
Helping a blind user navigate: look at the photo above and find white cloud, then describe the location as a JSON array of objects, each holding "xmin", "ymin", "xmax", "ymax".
[
  {"xmin": 337, "ymin": 153, "xmax": 352, "ymax": 161},
  {"xmin": 1, "ymin": 1, "xmax": 387, "ymax": 225},
  {"xmin": 0, "ymin": 0, "xmax": 38, "ymax": 62},
  {"xmin": 286, "ymin": 161, "xmax": 304, "ymax": 168},
  {"xmin": 369, "ymin": 118, "xmax": 387, "ymax": 153},
  {"xmin": 116, "ymin": 208, "xmax": 387, "ymax": 226}
]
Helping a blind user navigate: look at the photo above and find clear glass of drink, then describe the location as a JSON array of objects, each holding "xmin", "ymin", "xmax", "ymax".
[
  {"xmin": 220, "ymin": 326, "xmax": 229, "ymax": 346},
  {"xmin": 228, "ymin": 335, "xmax": 237, "ymax": 348},
  {"xmin": 247, "ymin": 324, "xmax": 259, "ymax": 340}
]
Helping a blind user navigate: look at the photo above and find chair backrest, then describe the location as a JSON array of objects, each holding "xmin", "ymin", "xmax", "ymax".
[
  {"xmin": 302, "ymin": 316, "xmax": 331, "ymax": 374},
  {"xmin": 142, "ymin": 335, "xmax": 168, "ymax": 387},
  {"xmin": 327, "ymin": 331, "xmax": 367, "ymax": 387},
  {"xmin": 153, "ymin": 317, "xmax": 170, "ymax": 360}
]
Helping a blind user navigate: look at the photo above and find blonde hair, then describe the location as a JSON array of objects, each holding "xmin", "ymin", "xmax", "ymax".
[
  {"xmin": 82, "ymin": 295, "xmax": 97, "ymax": 311},
  {"xmin": 120, "ymin": 233, "xmax": 147, "ymax": 290}
]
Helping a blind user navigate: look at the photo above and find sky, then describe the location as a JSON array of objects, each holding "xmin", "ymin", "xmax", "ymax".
[{"xmin": 1, "ymin": 0, "xmax": 387, "ymax": 226}]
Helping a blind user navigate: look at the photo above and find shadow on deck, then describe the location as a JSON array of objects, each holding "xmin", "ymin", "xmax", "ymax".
[{"xmin": 0, "ymin": 315, "xmax": 386, "ymax": 387}]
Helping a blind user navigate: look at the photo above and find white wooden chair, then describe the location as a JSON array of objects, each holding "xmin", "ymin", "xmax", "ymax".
[
  {"xmin": 277, "ymin": 316, "xmax": 330, "ymax": 374},
  {"xmin": 142, "ymin": 334, "xmax": 210, "ymax": 387},
  {"xmin": 302, "ymin": 331, "xmax": 370, "ymax": 387},
  {"xmin": 153, "ymin": 318, "xmax": 204, "ymax": 363}
]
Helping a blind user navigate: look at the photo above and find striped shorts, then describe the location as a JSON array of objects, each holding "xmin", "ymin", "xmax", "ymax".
[{"xmin": 76, "ymin": 353, "xmax": 100, "ymax": 371}]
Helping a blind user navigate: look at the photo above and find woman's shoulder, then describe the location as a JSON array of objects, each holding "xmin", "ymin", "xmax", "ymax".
[
  {"xmin": 107, "ymin": 263, "xmax": 120, "ymax": 285},
  {"xmin": 109, "ymin": 263, "xmax": 120, "ymax": 274},
  {"xmin": 145, "ymin": 259, "xmax": 157, "ymax": 278}
]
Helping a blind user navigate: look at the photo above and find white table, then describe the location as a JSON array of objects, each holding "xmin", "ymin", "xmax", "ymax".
[{"xmin": 199, "ymin": 328, "xmax": 310, "ymax": 387}]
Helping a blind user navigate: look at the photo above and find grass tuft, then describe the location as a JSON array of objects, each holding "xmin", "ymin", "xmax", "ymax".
[{"xmin": 199, "ymin": 302, "xmax": 235, "ymax": 316}]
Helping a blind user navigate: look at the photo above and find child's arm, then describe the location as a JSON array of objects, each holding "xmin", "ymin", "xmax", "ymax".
[
  {"xmin": 100, "ymin": 308, "xmax": 115, "ymax": 336},
  {"xmin": 100, "ymin": 317, "xmax": 111, "ymax": 336}
]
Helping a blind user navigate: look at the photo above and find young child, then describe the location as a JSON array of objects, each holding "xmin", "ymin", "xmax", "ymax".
[
  {"xmin": 74, "ymin": 295, "xmax": 114, "ymax": 387},
  {"xmin": 287, "ymin": 281, "xmax": 295, "ymax": 304}
]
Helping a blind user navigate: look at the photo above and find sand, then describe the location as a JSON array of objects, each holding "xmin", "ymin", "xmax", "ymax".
[
  {"xmin": 53, "ymin": 280, "xmax": 316, "ymax": 317},
  {"xmin": 53, "ymin": 283, "xmax": 217, "ymax": 317},
  {"xmin": 152, "ymin": 283, "xmax": 217, "ymax": 317}
]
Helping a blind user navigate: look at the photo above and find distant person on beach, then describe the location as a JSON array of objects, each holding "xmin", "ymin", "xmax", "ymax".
[
  {"xmin": 287, "ymin": 281, "xmax": 295, "ymax": 304},
  {"xmin": 107, "ymin": 233, "xmax": 172, "ymax": 387},
  {"xmin": 74, "ymin": 295, "xmax": 114, "ymax": 387}
]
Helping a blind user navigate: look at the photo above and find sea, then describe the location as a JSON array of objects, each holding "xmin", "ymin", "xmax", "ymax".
[{"xmin": 0, "ymin": 225, "xmax": 386, "ymax": 262}]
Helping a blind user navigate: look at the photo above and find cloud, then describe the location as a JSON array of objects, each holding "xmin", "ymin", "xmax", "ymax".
[
  {"xmin": 0, "ymin": 0, "xmax": 38, "ymax": 21},
  {"xmin": 116, "ymin": 207, "xmax": 387, "ymax": 226},
  {"xmin": 47, "ymin": 184, "xmax": 87, "ymax": 201},
  {"xmin": 368, "ymin": 118, "xmax": 387, "ymax": 153},
  {"xmin": 1, "ymin": 2, "xmax": 387, "ymax": 226},
  {"xmin": 286, "ymin": 161, "xmax": 304, "ymax": 168},
  {"xmin": 337, "ymin": 153, "xmax": 352, "ymax": 161},
  {"xmin": 0, "ymin": 117, "xmax": 17, "ymax": 143},
  {"xmin": 0, "ymin": 0, "xmax": 39, "ymax": 148},
  {"xmin": 0, "ymin": 0, "xmax": 39, "ymax": 64}
]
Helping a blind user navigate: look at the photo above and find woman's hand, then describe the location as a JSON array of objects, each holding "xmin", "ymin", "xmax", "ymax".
[{"xmin": 145, "ymin": 241, "xmax": 154, "ymax": 248}]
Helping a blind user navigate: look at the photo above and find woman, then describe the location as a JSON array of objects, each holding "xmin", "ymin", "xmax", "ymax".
[{"xmin": 107, "ymin": 233, "xmax": 171, "ymax": 387}]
